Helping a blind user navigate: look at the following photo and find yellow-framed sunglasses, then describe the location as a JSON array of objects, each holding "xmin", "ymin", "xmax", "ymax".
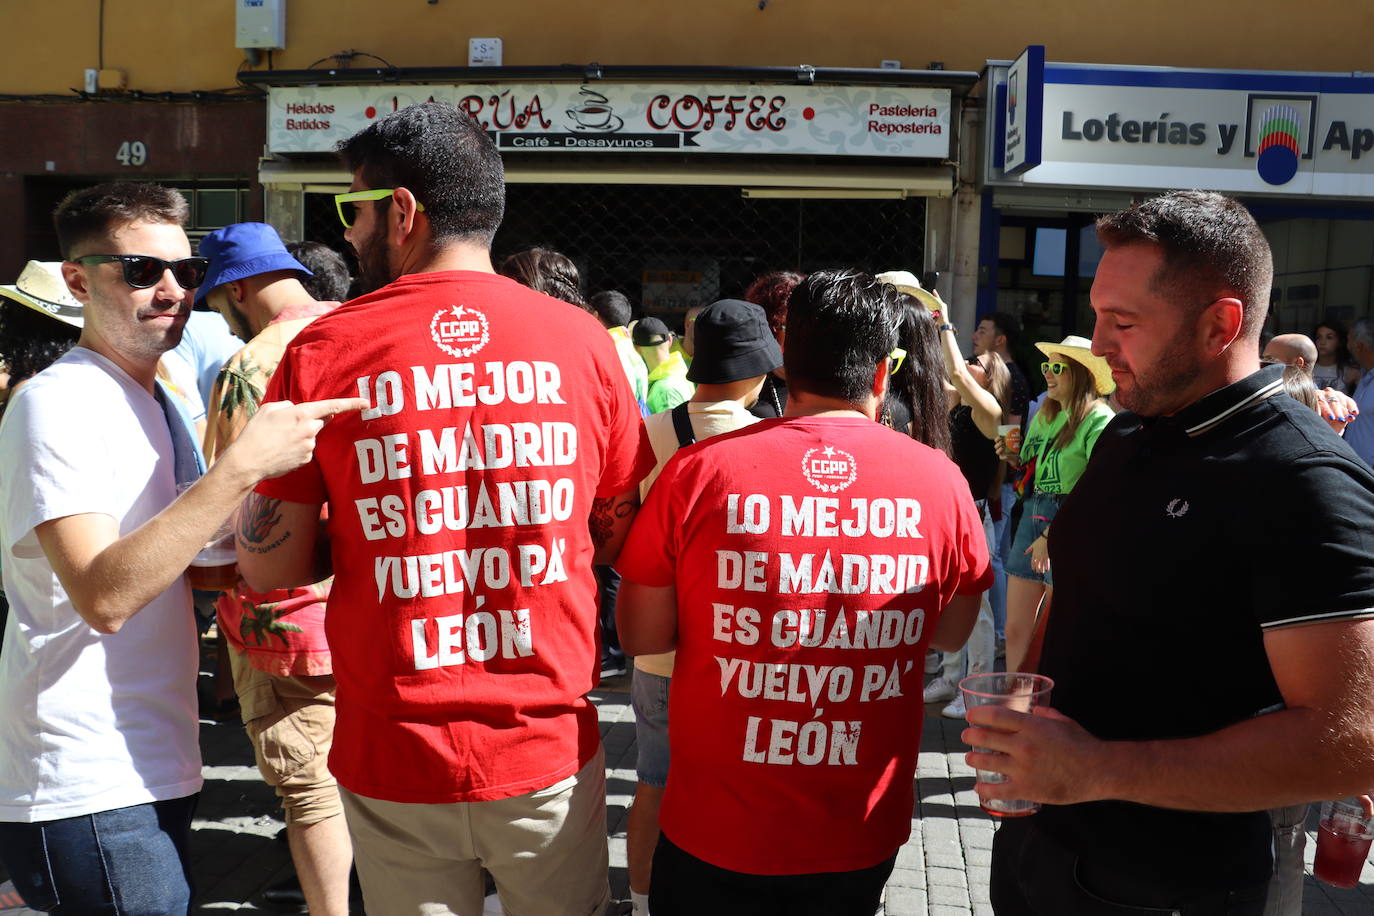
[
  {"xmin": 334, "ymin": 189, "xmax": 426, "ymax": 228},
  {"xmin": 889, "ymin": 347, "xmax": 908, "ymax": 375}
]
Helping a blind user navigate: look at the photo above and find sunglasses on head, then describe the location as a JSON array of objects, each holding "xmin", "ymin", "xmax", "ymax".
[
  {"xmin": 75, "ymin": 254, "xmax": 209, "ymax": 290},
  {"xmin": 1041, "ymin": 360, "xmax": 1069, "ymax": 376},
  {"xmin": 334, "ymin": 188, "xmax": 427, "ymax": 228}
]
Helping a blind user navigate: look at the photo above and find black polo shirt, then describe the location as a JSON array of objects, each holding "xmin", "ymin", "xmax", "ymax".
[{"xmin": 1038, "ymin": 364, "xmax": 1374, "ymax": 892}]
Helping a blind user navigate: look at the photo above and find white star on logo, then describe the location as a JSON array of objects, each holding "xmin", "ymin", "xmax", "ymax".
[{"xmin": 822, "ymin": 446, "xmax": 835, "ymax": 457}]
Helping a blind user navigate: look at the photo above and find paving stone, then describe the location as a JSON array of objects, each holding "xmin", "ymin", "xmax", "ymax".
[
  {"xmin": 885, "ymin": 866, "xmax": 926, "ymax": 889},
  {"xmin": 882, "ymin": 885, "xmax": 927, "ymax": 916},
  {"xmin": 926, "ymin": 866, "xmax": 969, "ymax": 889},
  {"xmin": 925, "ymin": 852, "xmax": 968, "ymax": 871}
]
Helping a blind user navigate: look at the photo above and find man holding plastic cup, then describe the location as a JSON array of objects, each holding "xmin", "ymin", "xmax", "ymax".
[{"xmin": 966, "ymin": 190, "xmax": 1374, "ymax": 914}]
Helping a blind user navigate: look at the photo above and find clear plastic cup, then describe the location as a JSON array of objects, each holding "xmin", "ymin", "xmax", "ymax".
[
  {"xmin": 1315, "ymin": 798, "xmax": 1374, "ymax": 888},
  {"xmin": 959, "ymin": 672, "xmax": 1054, "ymax": 817},
  {"xmin": 188, "ymin": 529, "xmax": 238, "ymax": 591}
]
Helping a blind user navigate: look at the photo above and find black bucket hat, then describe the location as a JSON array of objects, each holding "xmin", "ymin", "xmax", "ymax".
[{"xmin": 686, "ymin": 299, "xmax": 783, "ymax": 384}]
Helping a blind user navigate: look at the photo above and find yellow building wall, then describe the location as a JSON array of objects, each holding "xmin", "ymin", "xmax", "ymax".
[{"xmin": 5, "ymin": 0, "xmax": 1372, "ymax": 95}]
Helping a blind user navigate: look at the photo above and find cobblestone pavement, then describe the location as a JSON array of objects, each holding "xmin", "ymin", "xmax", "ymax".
[{"xmin": 2, "ymin": 670, "xmax": 1373, "ymax": 914}]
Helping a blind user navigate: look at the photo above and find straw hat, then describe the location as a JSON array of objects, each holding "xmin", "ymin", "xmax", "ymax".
[
  {"xmin": 875, "ymin": 269, "xmax": 943, "ymax": 314},
  {"xmin": 1035, "ymin": 335, "xmax": 1115, "ymax": 395},
  {"xmin": 0, "ymin": 261, "xmax": 84, "ymax": 328}
]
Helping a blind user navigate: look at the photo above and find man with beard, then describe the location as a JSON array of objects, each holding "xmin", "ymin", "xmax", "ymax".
[
  {"xmin": 0, "ymin": 182, "xmax": 361, "ymax": 913},
  {"xmin": 968, "ymin": 190, "xmax": 1374, "ymax": 914},
  {"xmin": 199, "ymin": 222, "xmax": 352, "ymax": 916},
  {"xmin": 236, "ymin": 102, "xmax": 652, "ymax": 916}
]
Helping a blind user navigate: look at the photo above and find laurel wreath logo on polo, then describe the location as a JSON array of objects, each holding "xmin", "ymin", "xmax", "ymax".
[
  {"xmin": 802, "ymin": 446, "xmax": 858, "ymax": 493},
  {"xmin": 1166, "ymin": 498, "xmax": 1190, "ymax": 519},
  {"xmin": 430, "ymin": 305, "xmax": 490, "ymax": 358}
]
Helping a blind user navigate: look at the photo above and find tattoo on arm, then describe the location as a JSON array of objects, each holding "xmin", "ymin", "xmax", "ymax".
[
  {"xmin": 237, "ymin": 493, "xmax": 291, "ymax": 554},
  {"xmin": 589, "ymin": 497, "xmax": 614, "ymax": 549}
]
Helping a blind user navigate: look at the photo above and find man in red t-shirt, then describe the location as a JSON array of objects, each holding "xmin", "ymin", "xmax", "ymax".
[
  {"xmin": 617, "ymin": 270, "xmax": 991, "ymax": 916},
  {"xmin": 237, "ymin": 102, "xmax": 652, "ymax": 916}
]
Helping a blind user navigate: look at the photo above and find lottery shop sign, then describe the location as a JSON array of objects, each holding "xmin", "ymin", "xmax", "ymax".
[{"xmin": 268, "ymin": 83, "xmax": 951, "ymax": 158}]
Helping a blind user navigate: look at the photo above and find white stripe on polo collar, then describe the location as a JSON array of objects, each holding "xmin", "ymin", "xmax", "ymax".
[
  {"xmin": 1184, "ymin": 378, "xmax": 1285, "ymax": 438},
  {"xmin": 1262, "ymin": 607, "xmax": 1374, "ymax": 630}
]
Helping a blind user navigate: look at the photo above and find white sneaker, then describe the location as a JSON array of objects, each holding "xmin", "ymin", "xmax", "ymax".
[
  {"xmin": 924, "ymin": 651, "xmax": 941, "ymax": 674},
  {"xmin": 923, "ymin": 676, "xmax": 957, "ymax": 704},
  {"xmin": 941, "ymin": 693, "xmax": 967, "ymax": 719}
]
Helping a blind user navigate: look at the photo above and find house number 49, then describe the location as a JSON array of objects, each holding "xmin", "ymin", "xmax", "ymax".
[{"xmin": 116, "ymin": 141, "xmax": 147, "ymax": 166}]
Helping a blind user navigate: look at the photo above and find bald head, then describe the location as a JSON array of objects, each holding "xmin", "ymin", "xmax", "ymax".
[{"xmin": 1263, "ymin": 333, "xmax": 1317, "ymax": 373}]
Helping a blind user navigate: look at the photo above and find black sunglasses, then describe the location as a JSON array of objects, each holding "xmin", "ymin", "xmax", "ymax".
[{"xmin": 75, "ymin": 255, "xmax": 209, "ymax": 290}]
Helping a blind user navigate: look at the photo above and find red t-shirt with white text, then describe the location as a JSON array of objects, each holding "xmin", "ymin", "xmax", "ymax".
[
  {"xmin": 617, "ymin": 417, "xmax": 991, "ymax": 874},
  {"xmin": 256, "ymin": 271, "xmax": 652, "ymax": 803}
]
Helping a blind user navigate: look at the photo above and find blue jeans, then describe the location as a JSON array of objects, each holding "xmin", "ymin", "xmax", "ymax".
[{"xmin": 0, "ymin": 795, "xmax": 197, "ymax": 915}]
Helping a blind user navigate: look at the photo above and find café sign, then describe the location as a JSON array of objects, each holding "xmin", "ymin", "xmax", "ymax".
[{"xmin": 268, "ymin": 82, "xmax": 952, "ymax": 158}]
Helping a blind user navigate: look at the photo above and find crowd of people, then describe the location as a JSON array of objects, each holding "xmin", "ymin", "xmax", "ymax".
[{"xmin": 2, "ymin": 99, "xmax": 1374, "ymax": 916}]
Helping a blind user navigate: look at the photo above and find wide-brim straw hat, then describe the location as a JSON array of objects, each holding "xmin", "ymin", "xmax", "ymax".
[
  {"xmin": 0, "ymin": 261, "xmax": 84, "ymax": 328},
  {"xmin": 1036, "ymin": 335, "xmax": 1116, "ymax": 395},
  {"xmin": 875, "ymin": 269, "xmax": 943, "ymax": 314}
]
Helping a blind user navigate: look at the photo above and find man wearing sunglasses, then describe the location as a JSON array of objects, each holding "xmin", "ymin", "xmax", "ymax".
[
  {"xmin": 197, "ymin": 223, "xmax": 355, "ymax": 916},
  {"xmin": 237, "ymin": 103, "xmax": 652, "ymax": 916},
  {"xmin": 0, "ymin": 181, "xmax": 365, "ymax": 914}
]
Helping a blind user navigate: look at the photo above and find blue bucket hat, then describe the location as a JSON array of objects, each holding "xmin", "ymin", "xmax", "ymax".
[{"xmin": 196, "ymin": 222, "xmax": 312, "ymax": 304}]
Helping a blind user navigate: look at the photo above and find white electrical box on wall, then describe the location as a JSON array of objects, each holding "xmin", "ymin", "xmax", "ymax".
[
  {"xmin": 237, "ymin": 0, "xmax": 286, "ymax": 50},
  {"xmin": 469, "ymin": 38, "xmax": 503, "ymax": 67}
]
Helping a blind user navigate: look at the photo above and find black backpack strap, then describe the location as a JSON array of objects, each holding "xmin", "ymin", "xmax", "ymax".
[{"xmin": 670, "ymin": 402, "xmax": 697, "ymax": 448}]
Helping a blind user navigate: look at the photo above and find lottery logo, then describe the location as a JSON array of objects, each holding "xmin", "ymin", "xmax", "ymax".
[
  {"xmin": 1244, "ymin": 94, "xmax": 1316, "ymax": 187},
  {"xmin": 431, "ymin": 305, "xmax": 490, "ymax": 358},
  {"xmin": 802, "ymin": 445, "xmax": 858, "ymax": 493},
  {"xmin": 1255, "ymin": 104, "xmax": 1301, "ymax": 186}
]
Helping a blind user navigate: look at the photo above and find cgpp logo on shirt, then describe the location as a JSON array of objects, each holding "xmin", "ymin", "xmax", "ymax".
[
  {"xmin": 431, "ymin": 305, "xmax": 490, "ymax": 358},
  {"xmin": 802, "ymin": 445, "xmax": 858, "ymax": 493}
]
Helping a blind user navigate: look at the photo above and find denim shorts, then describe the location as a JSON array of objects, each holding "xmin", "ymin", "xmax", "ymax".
[
  {"xmin": 1006, "ymin": 492, "xmax": 1063, "ymax": 584},
  {"xmin": 632, "ymin": 668, "xmax": 671, "ymax": 787}
]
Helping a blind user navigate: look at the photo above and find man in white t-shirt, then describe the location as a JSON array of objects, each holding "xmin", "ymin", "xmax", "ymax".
[
  {"xmin": 625, "ymin": 298, "xmax": 781, "ymax": 916},
  {"xmin": 0, "ymin": 181, "xmax": 363, "ymax": 914}
]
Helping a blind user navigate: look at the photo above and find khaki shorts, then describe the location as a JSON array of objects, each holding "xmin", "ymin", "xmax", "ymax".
[
  {"xmin": 341, "ymin": 747, "xmax": 610, "ymax": 916},
  {"xmin": 229, "ymin": 647, "xmax": 341, "ymax": 826}
]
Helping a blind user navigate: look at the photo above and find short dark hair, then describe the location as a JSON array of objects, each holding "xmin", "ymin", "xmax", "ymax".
[
  {"xmin": 498, "ymin": 247, "xmax": 588, "ymax": 311},
  {"xmin": 53, "ymin": 181, "xmax": 188, "ymax": 257},
  {"xmin": 286, "ymin": 241, "xmax": 352, "ymax": 302},
  {"xmin": 589, "ymin": 290, "xmax": 632, "ymax": 328},
  {"xmin": 338, "ymin": 101, "xmax": 505, "ymax": 246},
  {"xmin": 783, "ymin": 269, "xmax": 898, "ymax": 405},
  {"xmin": 1096, "ymin": 190, "xmax": 1273, "ymax": 339},
  {"xmin": 984, "ymin": 311, "xmax": 1021, "ymax": 347}
]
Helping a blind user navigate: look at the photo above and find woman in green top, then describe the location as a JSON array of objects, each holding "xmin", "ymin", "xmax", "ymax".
[{"xmin": 995, "ymin": 335, "xmax": 1116, "ymax": 672}]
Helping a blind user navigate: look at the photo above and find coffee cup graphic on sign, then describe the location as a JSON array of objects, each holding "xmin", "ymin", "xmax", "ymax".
[{"xmin": 566, "ymin": 87, "xmax": 624, "ymax": 132}]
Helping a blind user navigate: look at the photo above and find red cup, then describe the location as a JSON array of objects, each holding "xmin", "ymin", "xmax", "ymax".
[{"xmin": 1315, "ymin": 799, "xmax": 1374, "ymax": 889}]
